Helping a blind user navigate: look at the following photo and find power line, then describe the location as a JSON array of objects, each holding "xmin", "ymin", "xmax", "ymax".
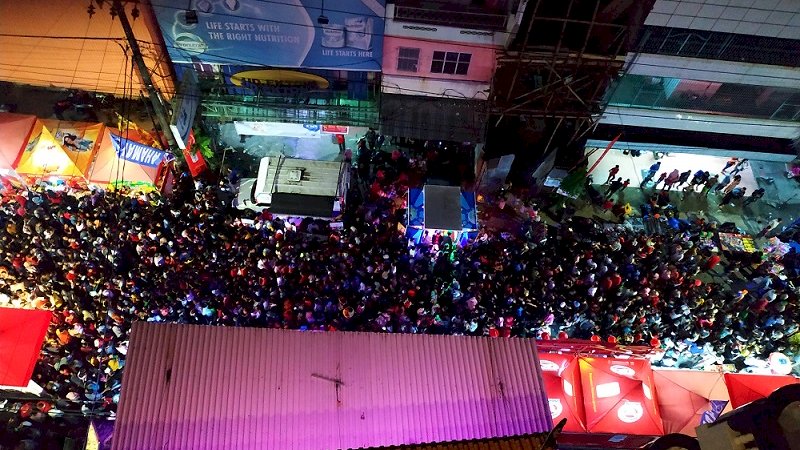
[
  {"xmin": 0, "ymin": 33, "xmax": 155, "ymax": 46},
  {"xmin": 152, "ymin": 3, "xmax": 385, "ymax": 37}
]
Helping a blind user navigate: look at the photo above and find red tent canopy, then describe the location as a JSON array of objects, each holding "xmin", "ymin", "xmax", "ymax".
[
  {"xmin": 653, "ymin": 369, "xmax": 731, "ymax": 436},
  {"xmin": 0, "ymin": 112, "xmax": 36, "ymax": 173},
  {"xmin": 539, "ymin": 353, "xmax": 586, "ymax": 432},
  {"xmin": 579, "ymin": 357, "xmax": 664, "ymax": 436},
  {"xmin": 724, "ymin": 373, "xmax": 799, "ymax": 409},
  {"xmin": 0, "ymin": 307, "xmax": 51, "ymax": 387}
]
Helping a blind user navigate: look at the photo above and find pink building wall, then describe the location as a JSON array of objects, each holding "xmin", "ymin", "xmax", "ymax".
[{"xmin": 382, "ymin": 36, "xmax": 496, "ymax": 83}]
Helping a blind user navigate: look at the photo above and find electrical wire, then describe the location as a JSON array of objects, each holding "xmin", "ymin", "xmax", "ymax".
[{"xmin": 151, "ymin": 3, "xmax": 386, "ymax": 37}]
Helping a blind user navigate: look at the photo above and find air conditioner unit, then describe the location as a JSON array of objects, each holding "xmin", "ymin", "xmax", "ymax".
[{"xmin": 287, "ymin": 169, "xmax": 303, "ymax": 182}]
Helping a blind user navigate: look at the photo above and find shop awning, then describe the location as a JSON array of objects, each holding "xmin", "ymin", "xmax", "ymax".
[
  {"xmin": 579, "ymin": 357, "xmax": 664, "ymax": 436},
  {"xmin": 0, "ymin": 113, "xmax": 36, "ymax": 173},
  {"xmin": 380, "ymin": 94, "xmax": 486, "ymax": 143},
  {"xmin": 0, "ymin": 307, "xmax": 52, "ymax": 387},
  {"xmin": 88, "ymin": 128, "xmax": 167, "ymax": 188},
  {"xmin": 539, "ymin": 353, "xmax": 586, "ymax": 432},
  {"xmin": 724, "ymin": 373, "xmax": 799, "ymax": 409},
  {"xmin": 653, "ymin": 369, "xmax": 731, "ymax": 436}
]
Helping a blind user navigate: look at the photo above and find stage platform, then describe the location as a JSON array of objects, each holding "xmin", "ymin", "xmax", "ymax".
[{"xmin": 407, "ymin": 185, "xmax": 478, "ymax": 246}]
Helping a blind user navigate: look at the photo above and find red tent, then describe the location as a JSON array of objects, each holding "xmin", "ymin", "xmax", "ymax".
[
  {"xmin": 724, "ymin": 373, "xmax": 799, "ymax": 409},
  {"xmin": 653, "ymin": 369, "xmax": 731, "ymax": 436},
  {"xmin": 88, "ymin": 126, "xmax": 168, "ymax": 189},
  {"xmin": 579, "ymin": 357, "xmax": 664, "ymax": 436},
  {"xmin": 0, "ymin": 307, "xmax": 52, "ymax": 387},
  {"xmin": 540, "ymin": 353, "xmax": 586, "ymax": 432},
  {"xmin": 0, "ymin": 112, "xmax": 36, "ymax": 174}
]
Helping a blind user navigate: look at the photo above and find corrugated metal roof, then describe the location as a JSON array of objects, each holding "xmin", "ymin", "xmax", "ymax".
[
  {"xmin": 114, "ymin": 323, "xmax": 551, "ymax": 450},
  {"xmin": 357, "ymin": 433, "xmax": 551, "ymax": 450},
  {"xmin": 380, "ymin": 94, "xmax": 487, "ymax": 143}
]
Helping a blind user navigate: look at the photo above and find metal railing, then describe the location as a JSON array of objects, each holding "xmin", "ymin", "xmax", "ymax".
[{"xmin": 394, "ymin": 5, "xmax": 508, "ymax": 31}]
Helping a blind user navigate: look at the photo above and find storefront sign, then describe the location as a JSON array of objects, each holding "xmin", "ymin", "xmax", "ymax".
[
  {"xmin": 152, "ymin": 0, "xmax": 385, "ymax": 71},
  {"xmin": 321, "ymin": 124, "xmax": 350, "ymax": 134},
  {"xmin": 234, "ymin": 121, "xmax": 322, "ymax": 139},
  {"xmin": 182, "ymin": 130, "xmax": 208, "ymax": 177},
  {"xmin": 230, "ymin": 69, "xmax": 329, "ymax": 89},
  {"xmin": 110, "ymin": 134, "xmax": 168, "ymax": 168},
  {"xmin": 170, "ymin": 71, "xmax": 199, "ymax": 149}
]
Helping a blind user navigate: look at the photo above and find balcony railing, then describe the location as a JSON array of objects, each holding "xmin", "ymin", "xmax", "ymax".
[
  {"xmin": 200, "ymin": 94, "xmax": 380, "ymax": 127},
  {"xmin": 394, "ymin": 5, "xmax": 508, "ymax": 31}
]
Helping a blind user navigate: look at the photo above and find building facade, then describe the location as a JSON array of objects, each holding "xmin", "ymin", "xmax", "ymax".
[
  {"xmin": 590, "ymin": 0, "xmax": 800, "ymax": 159},
  {"xmin": 147, "ymin": 0, "xmax": 388, "ymax": 158},
  {"xmin": 378, "ymin": 0, "xmax": 524, "ymax": 144}
]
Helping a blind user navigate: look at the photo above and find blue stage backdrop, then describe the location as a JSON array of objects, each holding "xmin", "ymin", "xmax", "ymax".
[{"xmin": 152, "ymin": 0, "xmax": 385, "ymax": 71}]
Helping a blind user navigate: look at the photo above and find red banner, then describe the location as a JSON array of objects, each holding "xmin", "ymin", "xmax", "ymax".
[
  {"xmin": 321, "ymin": 124, "xmax": 350, "ymax": 134},
  {"xmin": 182, "ymin": 130, "xmax": 207, "ymax": 178}
]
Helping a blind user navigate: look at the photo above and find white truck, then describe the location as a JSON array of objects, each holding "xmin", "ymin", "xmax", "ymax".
[{"xmin": 237, "ymin": 156, "xmax": 350, "ymax": 224}]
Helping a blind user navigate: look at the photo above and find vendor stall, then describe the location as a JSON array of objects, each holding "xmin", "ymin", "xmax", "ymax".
[
  {"xmin": 718, "ymin": 233, "xmax": 756, "ymax": 253},
  {"xmin": 88, "ymin": 128, "xmax": 172, "ymax": 191}
]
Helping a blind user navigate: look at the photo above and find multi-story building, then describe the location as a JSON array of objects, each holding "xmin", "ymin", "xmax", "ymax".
[
  {"xmin": 590, "ymin": 0, "xmax": 800, "ymax": 159},
  {"xmin": 378, "ymin": 0, "xmax": 525, "ymax": 144}
]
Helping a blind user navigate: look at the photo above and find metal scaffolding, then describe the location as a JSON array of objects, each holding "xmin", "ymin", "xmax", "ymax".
[{"xmin": 489, "ymin": 0, "xmax": 655, "ymax": 147}]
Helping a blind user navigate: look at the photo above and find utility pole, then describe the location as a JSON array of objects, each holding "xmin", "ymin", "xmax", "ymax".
[{"xmin": 111, "ymin": 0, "xmax": 177, "ymax": 150}]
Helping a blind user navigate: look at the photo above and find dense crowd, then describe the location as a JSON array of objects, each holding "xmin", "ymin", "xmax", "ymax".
[{"xmin": 0, "ymin": 151, "xmax": 799, "ymax": 448}]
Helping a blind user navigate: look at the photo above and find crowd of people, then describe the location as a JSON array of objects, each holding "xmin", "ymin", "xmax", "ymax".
[{"xmin": 0, "ymin": 148, "xmax": 798, "ymax": 448}]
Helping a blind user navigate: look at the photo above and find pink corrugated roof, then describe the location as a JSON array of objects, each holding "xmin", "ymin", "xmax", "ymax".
[{"xmin": 114, "ymin": 323, "xmax": 552, "ymax": 450}]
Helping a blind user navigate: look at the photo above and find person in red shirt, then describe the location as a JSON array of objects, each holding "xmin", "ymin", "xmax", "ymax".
[
  {"xmin": 703, "ymin": 254, "xmax": 721, "ymax": 272},
  {"xmin": 605, "ymin": 165, "xmax": 620, "ymax": 184},
  {"xmin": 335, "ymin": 134, "xmax": 346, "ymax": 153}
]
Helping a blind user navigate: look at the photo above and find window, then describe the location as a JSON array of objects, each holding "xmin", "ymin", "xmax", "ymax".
[
  {"xmin": 638, "ymin": 26, "xmax": 800, "ymax": 68},
  {"xmin": 431, "ymin": 51, "xmax": 471, "ymax": 75},
  {"xmin": 397, "ymin": 47, "xmax": 420, "ymax": 72}
]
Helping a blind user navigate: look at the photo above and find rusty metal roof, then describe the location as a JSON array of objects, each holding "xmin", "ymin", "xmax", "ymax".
[
  {"xmin": 356, "ymin": 433, "xmax": 552, "ymax": 450},
  {"xmin": 114, "ymin": 323, "xmax": 552, "ymax": 450}
]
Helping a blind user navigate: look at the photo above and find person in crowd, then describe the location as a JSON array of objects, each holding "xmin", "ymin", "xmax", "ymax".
[
  {"xmin": 714, "ymin": 173, "xmax": 732, "ymax": 194},
  {"xmin": 676, "ymin": 170, "xmax": 692, "ymax": 189},
  {"xmin": 721, "ymin": 157, "xmax": 738, "ymax": 174},
  {"xmin": 721, "ymin": 174, "xmax": 742, "ymax": 195},
  {"xmin": 730, "ymin": 159, "xmax": 749, "ymax": 176},
  {"xmin": 605, "ymin": 177, "xmax": 623, "ymax": 198},
  {"xmin": 335, "ymin": 134, "xmax": 346, "ymax": 153},
  {"xmin": 743, "ymin": 187, "xmax": 766, "ymax": 207},
  {"xmin": 757, "ymin": 217, "xmax": 783, "ymax": 238},
  {"xmin": 617, "ymin": 179, "xmax": 631, "ymax": 196},
  {"xmin": 365, "ymin": 128, "xmax": 378, "ymax": 151},
  {"xmin": 606, "ymin": 165, "xmax": 620, "ymax": 184},
  {"xmin": 652, "ymin": 171, "xmax": 668, "ymax": 189},
  {"xmin": 701, "ymin": 174, "xmax": 719, "ymax": 196},
  {"xmin": 640, "ymin": 161, "xmax": 661, "ymax": 186},
  {"xmin": 719, "ymin": 186, "xmax": 747, "ymax": 209},
  {"xmin": 662, "ymin": 169, "xmax": 680, "ymax": 191}
]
